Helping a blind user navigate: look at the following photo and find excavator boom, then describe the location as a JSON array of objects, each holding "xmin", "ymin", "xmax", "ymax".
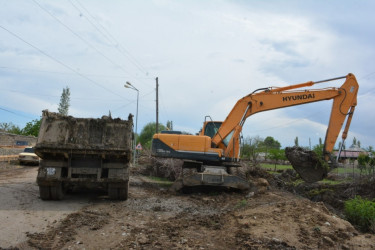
[{"xmin": 212, "ymin": 74, "xmax": 358, "ymax": 159}]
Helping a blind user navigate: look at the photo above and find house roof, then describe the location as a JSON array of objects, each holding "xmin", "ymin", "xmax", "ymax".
[{"xmin": 334, "ymin": 148, "xmax": 368, "ymax": 158}]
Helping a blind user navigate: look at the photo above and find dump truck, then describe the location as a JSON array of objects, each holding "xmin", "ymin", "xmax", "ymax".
[
  {"xmin": 152, "ymin": 73, "xmax": 359, "ymax": 189},
  {"xmin": 35, "ymin": 110, "xmax": 133, "ymax": 200}
]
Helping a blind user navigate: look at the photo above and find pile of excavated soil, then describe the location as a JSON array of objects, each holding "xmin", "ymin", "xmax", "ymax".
[{"xmin": 24, "ymin": 176, "xmax": 375, "ymax": 249}]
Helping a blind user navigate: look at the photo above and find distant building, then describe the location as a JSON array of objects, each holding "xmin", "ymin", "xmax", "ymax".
[
  {"xmin": 334, "ymin": 144, "xmax": 368, "ymax": 161},
  {"xmin": 0, "ymin": 132, "xmax": 37, "ymax": 147}
]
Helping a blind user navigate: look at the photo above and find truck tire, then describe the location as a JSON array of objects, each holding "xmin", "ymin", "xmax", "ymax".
[
  {"xmin": 108, "ymin": 182, "xmax": 129, "ymax": 200},
  {"xmin": 50, "ymin": 183, "xmax": 64, "ymax": 200},
  {"xmin": 108, "ymin": 187, "xmax": 118, "ymax": 200},
  {"xmin": 39, "ymin": 186, "xmax": 50, "ymax": 200},
  {"xmin": 118, "ymin": 182, "xmax": 129, "ymax": 201}
]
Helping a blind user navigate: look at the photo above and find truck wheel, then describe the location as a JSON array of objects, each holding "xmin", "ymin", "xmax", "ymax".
[
  {"xmin": 108, "ymin": 187, "xmax": 118, "ymax": 200},
  {"xmin": 50, "ymin": 183, "xmax": 64, "ymax": 200},
  {"xmin": 118, "ymin": 182, "xmax": 129, "ymax": 201},
  {"xmin": 109, "ymin": 182, "xmax": 129, "ymax": 200},
  {"xmin": 39, "ymin": 186, "xmax": 50, "ymax": 200}
]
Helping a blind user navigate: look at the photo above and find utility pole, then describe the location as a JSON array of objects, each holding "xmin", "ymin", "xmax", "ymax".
[{"xmin": 156, "ymin": 77, "xmax": 159, "ymax": 134}]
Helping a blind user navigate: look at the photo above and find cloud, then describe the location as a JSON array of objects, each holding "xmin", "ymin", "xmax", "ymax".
[{"xmin": 0, "ymin": 0, "xmax": 374, "ymax": 149}]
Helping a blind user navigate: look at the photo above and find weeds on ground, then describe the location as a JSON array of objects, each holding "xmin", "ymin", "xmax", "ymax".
[
  {"xmin": 344, "ymin": 196, "xmax": 375, "ymax": 233},
  {"xmin": 307, "ymin": 188, "xmax": 333, "ymax": 198},
  {"xmin": 292, "ymin": 179, "xmax": 304, "ymax": 186},
  {"xmin": 318, "ymin": 179, "xmax": 345, "ymax": 185},
  {"xmin": 147, "ymin": 176, "xmax": 174, "ymax": 187},
  {"xmin": 235, "ymin": 199, "xmax": 248, "ymax": 209}
]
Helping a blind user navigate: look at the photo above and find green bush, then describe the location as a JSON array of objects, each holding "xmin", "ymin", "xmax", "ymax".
[{"xmin": 344, "ymin": 196, "xmax": 375, "ymax": 233}]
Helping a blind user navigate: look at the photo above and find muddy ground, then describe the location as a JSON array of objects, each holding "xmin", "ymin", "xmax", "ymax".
[{"xmin": 0, "ymin": 162, "xmax": 374, "ymax": 249}]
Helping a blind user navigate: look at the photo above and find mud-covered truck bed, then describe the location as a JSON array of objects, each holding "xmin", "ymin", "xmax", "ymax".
[{"xmin": 35, "ymin": 110, "xmax": 133, "ymax": 200}]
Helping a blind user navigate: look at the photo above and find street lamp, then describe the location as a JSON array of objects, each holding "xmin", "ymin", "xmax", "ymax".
[{"xmin": 124, "ymin": 81, "xmax": 139, "ymax": 166}]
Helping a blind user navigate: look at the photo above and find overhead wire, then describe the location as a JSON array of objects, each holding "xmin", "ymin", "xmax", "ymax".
[
  {"xmin": 0, "ymin": 66, "xmax": 129, "ymax": 78},
  {"xmin": 0, "ymin": 88, "xmax": 124, "ymax": 102},
  {"xmin": 0, "ymin": 106, "xmax": 36, "ymax": 119},
  {"xmin": 73, "ymin": 0, "xmax": 149, "ymax": 76},
  {"xmin": 112, "ymin": 89, "xmax": 155, "ymax": 112},
  {"xmin": 32, "ymin": 0, "xmax": 137, "ymax": 80},
  {"xmin": 69, "ymin": 0, "xmax": 153, "ymax": 88},
  {"xmin": 0, "ymin": 24, "xmax": 128, "ymax": 100}
]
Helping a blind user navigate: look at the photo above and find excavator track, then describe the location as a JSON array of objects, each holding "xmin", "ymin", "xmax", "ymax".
[{"xmin": 171, "ymin": 164, "xmax": 250, "ymax": 192}]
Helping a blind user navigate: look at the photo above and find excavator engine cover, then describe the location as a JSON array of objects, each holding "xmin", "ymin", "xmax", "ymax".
[{"xmin": 285, "ymin": 147, "xmax": 328, "ymax": 183}]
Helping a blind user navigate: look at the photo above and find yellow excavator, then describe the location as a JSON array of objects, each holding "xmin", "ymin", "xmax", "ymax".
[{"xmin": 152, "ymin": 73, "xmax": 359, "ymax": 190}]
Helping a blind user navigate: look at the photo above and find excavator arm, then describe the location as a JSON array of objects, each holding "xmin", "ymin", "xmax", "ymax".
[{"xmin": 212, "ymin": 73, "xmax": 358, "ymax": 160}]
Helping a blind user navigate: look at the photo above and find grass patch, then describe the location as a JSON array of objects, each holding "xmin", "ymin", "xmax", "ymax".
[
  {"xmin": 146, "ymin": 176, "xmax": 173, "ymax": 187},
  {"xmin": 345, "ymin": 196, "xmax": 375, "ymax": 233},
  {"xmin": 307, "ymin": 188, "xmax": 333, "ymax": 198},
  {"xmin": 331, "ymin": 167, "xmax": 361, "ymax": 174},
  {"xmin": 266, "ymin": 170, "xmax": 279, "ymax": 175},
  {"xmin": 235, "ymin": 199, "xmax": 248, "ymax": 208},
  {"xmin": 260, "ymin": 164, "xmax": 293, "ymax": 171},
  {"xmin": 292, "ymin": 179, "xmax": 305, "ymax": 186},
  {"xmin": 318, "ymin": 179, "xmax": 345, "ymax": 185}
]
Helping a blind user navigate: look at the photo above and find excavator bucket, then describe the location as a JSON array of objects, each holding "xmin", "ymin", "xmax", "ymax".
[
  {"xmin": 171, "ymin": 166, "xmax": 250, "ymax": 192},
  {"xmin": 285, "ymin": 147, "xmax": 328, "ymax": 183}
]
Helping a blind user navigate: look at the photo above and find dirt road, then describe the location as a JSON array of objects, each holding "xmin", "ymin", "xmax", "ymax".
[
  {"xmin": 1, "ymin": 162, "xmax": 374, "ymax": 249},
  {"xmin": 0, "ymin": 163, "xmax": 91, "ymax": 248}
]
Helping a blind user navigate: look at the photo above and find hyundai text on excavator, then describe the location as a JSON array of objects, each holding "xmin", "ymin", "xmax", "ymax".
[{"xmin": 152, "ymin": 73, "xmax": 359, "ymax": 190}]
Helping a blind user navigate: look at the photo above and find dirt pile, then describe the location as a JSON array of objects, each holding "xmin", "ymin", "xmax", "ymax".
[
  {"xmin": 136, "ymin": 151, "xmax": 183, "ymax": 181},
  {"xmin": 285, "ymin": 146, "xmax": 328, "ymax": 183},
  {"xmin": 22, "ymin": 176, "xmax": 375, "ymax": 249},
  {"xmin": 27, "ymin": 209, "xmax": 110, "ymax": 249}
]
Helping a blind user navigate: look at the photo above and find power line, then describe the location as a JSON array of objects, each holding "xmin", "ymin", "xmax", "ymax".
[
  {"xmin": 0, "ymin": 24, "xmax": 128, "ymax": 100},
  {"xmin": 0, "ymin": 66, "xmax": 129, "ymax": 78},
  {"xmin": 73, "ymin": 0, "xmax": 150, "ymax": 76},
  {"xmin": 0, "ymin": 106, "xmax": 36, "ymax": 119},
  {"xmin": 112, "ymin": 89, "xmax": 155, "ymax": 112},
  {"xmin": 70, "ymin": 0, "xmax": 153, "ymax": 88},
  {"xmin": 32, "ymin": 0, "xmax": 137, "ymax": 80},
  {"xmin": 0, "ymin": 88, "xmax": 124, "ymax": 102}
]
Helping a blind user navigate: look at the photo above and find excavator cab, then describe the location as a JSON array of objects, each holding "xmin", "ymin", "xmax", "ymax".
[{"xmin": 201, "ymin": 121, "xmax": 222, "ymax": 138}]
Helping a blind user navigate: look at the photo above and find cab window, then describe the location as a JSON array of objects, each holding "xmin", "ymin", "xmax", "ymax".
[{"xmin": 204, "ymin": 122, "xmax": 222, "ymax": 138}]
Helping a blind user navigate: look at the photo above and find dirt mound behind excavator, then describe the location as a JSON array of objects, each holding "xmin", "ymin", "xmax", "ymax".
[{"xmin": 285, "ymin": 146, "xmax": 328, "ymax": 183}]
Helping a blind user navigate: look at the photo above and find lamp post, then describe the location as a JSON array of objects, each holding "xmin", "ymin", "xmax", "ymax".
[{"xmin": 125, "ymin": 81, "xmax": 139, "ymax": 166}]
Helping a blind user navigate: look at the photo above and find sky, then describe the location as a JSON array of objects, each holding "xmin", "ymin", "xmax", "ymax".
[{"xmin": 1, "ymin": 0, "xmax": 375, "ymax": 149}]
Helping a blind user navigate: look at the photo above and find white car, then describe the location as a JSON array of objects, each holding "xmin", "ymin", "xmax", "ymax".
[{"xmin": 18, "ymin": 147, "xmax": 39, "ymax": 165}]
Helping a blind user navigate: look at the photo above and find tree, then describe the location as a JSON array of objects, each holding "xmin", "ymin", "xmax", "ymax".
[
  {"xmin": 139, "ymin": 122, "xmax": 166, "ymax": 149},
  {"xmin": 58, "ymin": 86, "xmax": 70, "ymax": 116},
  {"xmin": 357, "ymin": 153, "xmax": 370, "ymax": 176},
  {"xmin": 268, "ymin": 148, "xmax": 286, "ymax": 171},
  {"xmin": 22, "ymin": 119, "xmax": 41, "ymax": 137},
  {"xmin": 263, "ymin": 136, "xmax": 281, "ymax": 150},
  {"xmin": 294, "ymin": 136, "xmax": 299, "ymax": 147},
  {"xmin": 0, "ymin": 122, "xmax": 22, "ymax": 134},
  {"xmin": 241, "ymin": 136, "xmax": 264, "ymax": 165},
  {"xmin": 262, "ymin": 136, "xmax": 281, "ymax": 160},
  {"xmin": 313, "ymin": 143, "xmax": 325, "ymax": 158},
  {"xmin": 352, "ymin": 137, "xmax": 357, "ymax": 147},
  {"xmin": 319, "ymin": 137, "xmax": 323, "ymax": 146},
  {"xmin": 166, "ymin": 120, "xmax": 173, "ymax": 130}
]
